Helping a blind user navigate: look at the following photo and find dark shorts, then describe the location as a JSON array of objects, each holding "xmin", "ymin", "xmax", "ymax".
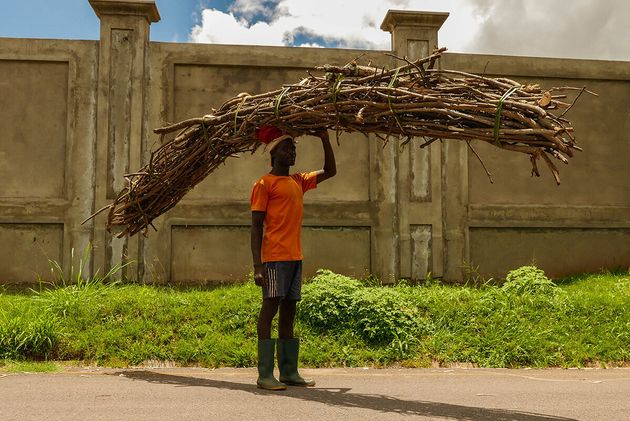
[{"xmin": 262, "ymin": 261, "xmax": 302, "ymax": 300}]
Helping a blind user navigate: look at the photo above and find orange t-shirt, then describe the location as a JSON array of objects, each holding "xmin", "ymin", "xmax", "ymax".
[{"xmin": 250, "ymin": 172, "xmax": 318, "ymax": 262}]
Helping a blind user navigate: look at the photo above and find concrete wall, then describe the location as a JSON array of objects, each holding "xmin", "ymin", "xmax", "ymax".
[{"xmin": 1, "ymin": 3, "xmax": 629, "ymax": 284}]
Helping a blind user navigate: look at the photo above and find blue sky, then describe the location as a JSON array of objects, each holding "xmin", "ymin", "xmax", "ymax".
[
  {"xmin": 0, "ymin": 0, "xmax": 627, "ymax": 60},
  {"xmin": 0, "ymin": 0, "xmax": 213, "ymax": 42},
  {"xmin": 0, "ymin": 0, "xmax": 373, "ymax": 47}
]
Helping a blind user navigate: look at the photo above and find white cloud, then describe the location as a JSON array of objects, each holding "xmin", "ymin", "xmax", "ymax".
[
  {"xmin": 190, "ymin": 0, "xmax": 479, "ymax": 49},
  {"xmin": 190, "ymin": 9, "xmax": 286, "ymax": 46},
  {"xmin": 464, "ymin": 0, "xmax": 630, "ymax": 60},
  {"xmin": 189, "ymin": 0, "xmax": 630, "ymax": 61}
]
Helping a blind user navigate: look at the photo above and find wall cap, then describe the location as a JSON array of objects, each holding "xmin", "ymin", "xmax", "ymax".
[
  {"xmin": 89, "ymin": 0, "xmax": 160, "ymax": 23},
  {"xmin": 380, "ymin": 10, "xmax": 449, "ymax": 32}
]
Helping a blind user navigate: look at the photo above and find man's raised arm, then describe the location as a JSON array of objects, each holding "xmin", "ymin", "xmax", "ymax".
[{"xmin": 315, "ymin": 130, "xmax": 336, "ymax": 184}]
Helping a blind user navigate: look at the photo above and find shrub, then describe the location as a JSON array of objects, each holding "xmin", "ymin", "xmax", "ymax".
[
  {"xmin": 299, "ymin": 270, "xmax": 423, "ymax": 349},
  {"xmin": 299, "ymin": 270, "xmax": 361, "ymax": 330},
  {"xmin": 501, "ymin": 265, "xmax": 559, "ymax": 295},
  {"xmin": 350, "ymin": 288, "xmax": 419, "ymax": 344}
]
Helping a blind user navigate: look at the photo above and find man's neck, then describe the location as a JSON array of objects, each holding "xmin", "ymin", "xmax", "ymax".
[{"xmin": 270, "ymin": 165, "xmax": 290, "ymax": 176}]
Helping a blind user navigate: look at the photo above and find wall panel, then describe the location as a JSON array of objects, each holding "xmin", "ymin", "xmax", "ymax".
[
  {"xmin": 0, "ymin": 60, "xmax": 68, "ymax": 199},
  {"xmin": 170, "ymin": 225, "xmax": 371, "ymax": 282},
  {"xmin": 171, "ymin": 225, "xmax": 251, "ymax": 283},
  {"xmin": 302, "ymin": 226, "xmax": 371, "ymax": 278},
  {"xmin": 410, "ymin": 225, "xmax": 432, "ymax": 279},
  {"xmin": 0, "ymin": 223, "xmax": 64, "ymax": 282},
  {"xmin": 469, "ymin": 227, "xmax": 630, "ymax": 279}
]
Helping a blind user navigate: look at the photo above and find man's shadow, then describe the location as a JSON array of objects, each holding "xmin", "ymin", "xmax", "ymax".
[{"xmin": 114, "ymin": 371, "xmax": 576, "ymax": 421}]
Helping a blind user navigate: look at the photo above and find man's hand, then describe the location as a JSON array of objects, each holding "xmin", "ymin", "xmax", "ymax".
[{"xmin": 254, "ymin": 264, "xmax": 267, "ymax": 287}]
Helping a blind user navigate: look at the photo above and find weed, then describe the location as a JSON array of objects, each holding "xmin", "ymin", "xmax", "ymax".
[
  {"xmin": 34, "ymin": 245, "xmax": 127, "ymax": 318},
  {"xmin": 0, "ymin": 310, "xmax": 59, "ymax": 360}
]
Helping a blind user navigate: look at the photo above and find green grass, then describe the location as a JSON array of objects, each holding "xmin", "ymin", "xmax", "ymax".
[
  {"xmin": 0, "ymin": 266, "xmax": 628, "ymax": 368},
  {"xmin": 0, "ymin": 360, "xmax": 60, "ymax": 373}
]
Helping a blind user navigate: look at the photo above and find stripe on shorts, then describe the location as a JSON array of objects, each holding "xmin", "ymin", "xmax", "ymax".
[{"xmin": 267, "ymin": 265, "xmax": 277, "ymax": 297}]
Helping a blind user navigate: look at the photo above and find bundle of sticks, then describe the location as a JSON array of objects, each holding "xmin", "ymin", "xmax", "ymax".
[{"xmin": 90, "ymin": 47, "xmax": 592, "ymax": 237}]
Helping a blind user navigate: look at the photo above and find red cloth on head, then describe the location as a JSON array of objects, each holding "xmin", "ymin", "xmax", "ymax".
[
  {"xmin": 255, "ymin": 125, "xmax": 292, "ymax": 154},
  {"xmin": 256, "ymin": 125, "xmax": 285, "ymax": 144}
]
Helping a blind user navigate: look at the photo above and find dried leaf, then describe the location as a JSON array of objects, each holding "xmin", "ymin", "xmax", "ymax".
[{"xmin": 538, "ymin": 91, "xmax": 552, "ymax": 107}]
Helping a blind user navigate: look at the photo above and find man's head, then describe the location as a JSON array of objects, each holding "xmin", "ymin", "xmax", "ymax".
[
  {"xmin": 270, "ymin": 137, "xmax": 296, "ymax": 167},
  {"xmin": 255, "ymin": 125, "xmax": 296, "ymax": 167}
]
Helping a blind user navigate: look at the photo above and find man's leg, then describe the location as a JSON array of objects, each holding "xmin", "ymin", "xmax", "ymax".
[
  {"xmin": 278, "ymin": 300, "xmax": 296, "ymax": 339},
  {"xmin": 278, "ymin": 260, "xmax": 302, "ymax": 338},
  {"xmin": 258, "ymin": 297, "xmax": 280, "ymax": 339},
  {"xmin": 256, "ymin": 297, "xmax": 285, "ymax": 390},
  {"xmin": 276, "ymin": 261, "xmax": 314, "ymax": 386}
]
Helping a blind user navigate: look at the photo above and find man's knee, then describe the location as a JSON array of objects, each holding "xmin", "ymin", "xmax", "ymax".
[
  {"xmin": 260, "ymin": 298, "xmax": 281, "ymax": 317},
  {"xmin": 280, "ymin": 299, "xmax": 297, "ymax": 311},
  {"xmin": 263, "ymin": 297, "xmax": 281, "ymax": 308}
]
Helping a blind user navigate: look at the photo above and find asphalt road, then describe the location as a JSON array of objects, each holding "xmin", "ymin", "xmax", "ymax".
[{"xmin": 1, "ymin": 367, "xmax": 629, "ymax": 420}]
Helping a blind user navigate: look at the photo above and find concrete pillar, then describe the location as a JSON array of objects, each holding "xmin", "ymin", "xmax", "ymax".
[
  {"xmin": 381, "ymin": 10, "xmax": 448, "ymax": 62},
  {"xmin": 89, "ymin": 0, "xmax": 160, "ymax": 280},
  {"xmin": 380, "ymin": 10, "xmax": 455, "ymax": 281},
  {"xmin": 369, "ymin": 136, "xmax": 400, "ymax": 284}
]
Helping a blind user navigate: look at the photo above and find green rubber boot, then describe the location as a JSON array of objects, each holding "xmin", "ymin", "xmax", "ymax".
[
  {"xmin": 257, "ymin": 339, "xmax": 287, "ymax": 390},
  {"xmin": 277, "ymin": 338, "xmax": 315, "ymax": 387}
]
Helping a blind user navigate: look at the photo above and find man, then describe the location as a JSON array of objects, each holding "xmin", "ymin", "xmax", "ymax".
[{"xmin": 250, "ymin": 125, "xmax": 336, "ymax": 390}]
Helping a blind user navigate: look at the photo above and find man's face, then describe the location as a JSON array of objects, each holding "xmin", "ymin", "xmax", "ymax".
[{"xmin": 272, "ymin": 139, "xmax": 296, "ymax": 166}]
